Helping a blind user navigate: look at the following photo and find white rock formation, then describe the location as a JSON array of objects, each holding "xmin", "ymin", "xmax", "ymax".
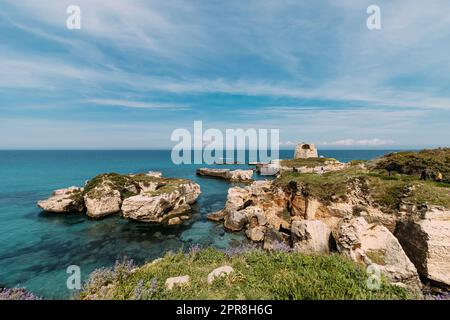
[
  {"xmin": 291, "ymin": 220, "xmax": 331, "ymax": 254},
  {"xmin": 395, "ymin": 207, "xmax": 450, "ymax": 288},
  {"xmin": 207, "ymin": 266, "xmax": 234, "ymax": 284},
  {"xmin": 165, "ymin": 275, "xmax": 190, "ymax": 290},
  {"xmin": 37, "ymin": 187, "xmax": 84, "ymax": 213},
  {"xmin": 334, "ymin": 217, "xmax": 422, "ymax": 293},
  {"xmin": 121, "ymin": 182, "xmax": 200, "ymax": 224}
]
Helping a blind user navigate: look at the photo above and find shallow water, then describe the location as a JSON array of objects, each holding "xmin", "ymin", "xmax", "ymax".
[{"xmin": 0, "ymin": 149, "xmax": 395, "ymax": 298}]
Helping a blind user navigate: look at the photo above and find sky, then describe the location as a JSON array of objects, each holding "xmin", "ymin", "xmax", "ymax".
[{"xmin": 0, "ymin": 0, "xmax": 450, "ymax": 149}]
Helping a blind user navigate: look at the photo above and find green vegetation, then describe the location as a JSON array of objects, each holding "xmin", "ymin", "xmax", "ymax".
[
  {"xmin": 79, "ymin": 248, "xmax": 410, "ymax": 300},
  {"xmin": 276, "ymin": 164, "xmax": 450, "ymax": 211},
  {"xmin": 280, "ymin": 157, "xmax": 338, "ymax": 168},
  {"xmin": 374, "ymin": 148, "xmax": 450, "ymax": 183},
  {"xmin": 276, "ymin": 166, "xmax": 366, "ymax": 204},
  {"xmin": 83, "ymin": 173, "xmax": 191, "ymax": 200}
]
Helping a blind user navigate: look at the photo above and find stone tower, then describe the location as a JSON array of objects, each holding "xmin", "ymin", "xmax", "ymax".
[{"xmin": 294, "ymin": 143, "xmax": 318, "ymax": 159}]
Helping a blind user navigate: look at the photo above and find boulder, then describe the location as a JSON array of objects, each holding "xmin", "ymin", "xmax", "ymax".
[
  {"xmin": 263, "ymin": 227, "xmax": 290, "ymax": 251},
  {"xmin": 224, "ymin": 210, "xmax": 248, "ymax": 231},
  {"xmin": 245, "ymin": 226, "xmax": 266, "ymax": 242},
  {"xmin": 227, "ymin": 169, "xmax": 254, "ymax": 182},
  {"xmin": 334, "ymin": 217, "xmax": 421, "ymax": 293},
  {"xmin": 165, "ymin": 275, "xmax": 190, "ymax": 290},
  {"xmin": 121, "ymin": 182, "xmax": 200, "ymax": 224},
  {"xmin": 291, "ymin": 220, "xmax": 331, "ymax": 254},
  {"xmin": 395, "ymin": 207, "xmax": 450, "ymax": 288},
  {"xmin": 207, "ymin": 211, "xmax": 227, "ymax": 222},
  {"xmin": 207, "ymin": 266, "xmax": 234, "ymax": 284},
  {"xmin": 37, "ymin": 187, "xmax": 85, "ymax": 213},
  {"xmin": 84, "ymin": 189, "xmax": 122, "ymax": 218}
]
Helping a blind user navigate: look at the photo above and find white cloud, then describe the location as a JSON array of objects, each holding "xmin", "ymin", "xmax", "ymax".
[
  {"xmin": 87, "ymin": 99, "xmax": 189, "ymax": 110},
  {"xmin": 322, "ymin": 138, "xmax": 395, "ymax": 147}
]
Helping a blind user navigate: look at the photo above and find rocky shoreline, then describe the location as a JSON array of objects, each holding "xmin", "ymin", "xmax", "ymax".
[
  {"xmin": 207, "ymin": 149, "xmax": 450, "ymax": 294},
  {"xmin": 34, "ymin": 147, "xmax": 450, "ymax": 298}
]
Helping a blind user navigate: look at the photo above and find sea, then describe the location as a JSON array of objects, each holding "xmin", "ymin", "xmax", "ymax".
[{"xmin": 0, "ymin": 149, "xmax": 397, "ymax": 299}]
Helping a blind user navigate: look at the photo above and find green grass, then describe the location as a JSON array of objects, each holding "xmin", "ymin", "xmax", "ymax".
[
  {"xmin": 79, "ymin": 248, "xmax": 410, "ymax": 300},
  {"xmin": 275, "ymin": 167, "xmax": 366, "ymax": 204},
  {"xmin": 374, "ymin": 148, "xmax": 450, "ymax": 182},
  {"xmin": 275, "ymin": 166, "xmax": 450, "ymax": 211},
  {"xmin": 280, "ymin": 157, "xmax": 338, "ymax": 168},
  {"xmin": 83, "ymin": 173, "xmax": 192, "ymax": 200}
]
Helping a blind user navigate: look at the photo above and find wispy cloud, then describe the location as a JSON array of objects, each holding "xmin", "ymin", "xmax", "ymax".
[
  {"xmin": 322, "ymin": 139, "xmax": 395, "ymax": 147},
  {"xmin": 86, "ymin": 99, "xmax": 189, "ymax": 110}
]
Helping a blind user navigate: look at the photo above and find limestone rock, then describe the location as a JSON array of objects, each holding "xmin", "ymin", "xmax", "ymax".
[
  {"xmin": 165, "ymin": 275, "xmax": 190, "ymax": 290},
  {"xmin": 245, "ymin": 226, "xmax": 266, "ymax": 242},
  {"xmin": 121, "ymin": 182, "xmax": 200, "ymax": 224},
  {"xmin": 224, "ymin": 210, "xmax": 248, "ymax": 231},
  {"xmin": 37, "ymin": 187, "xmax": 85, "ymax": 213},
  {"xmin": 263, "ymin": 227, "xmax": 290, "ymax": 251},
  {"xmin": 146, "ymin": 171, "xmax": 162, "ymax": 178},
  {"xmin": 84, "ymin": 189, "xmax": 122, "ymax": 218},
  {"xmin": 227, "ymin": 169, "xmax": 254, "ymax": 182},
  {"xmin": 395, "ymin": 207, "xmax": 450, "ymax": 288},
  {"xmin": 334, "ymin": 217, "xmax": 421, "ymax": 293},
  {"xmin": 207, "ymin": 211, "xmax": 227, "ymax": 222},
  {"xmin": 207, "ymin": 266, "xmax": 234, "ymax": 284},
  {"xmin": 196, "ymin": 168, "xmax": 253, "ymax": 182},
  {"xmin": 291, "ymin": 220, "xmax": 331, "ymax": 254}
]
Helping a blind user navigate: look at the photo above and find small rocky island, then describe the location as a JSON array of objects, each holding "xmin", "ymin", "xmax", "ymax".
[
  {"xmin": 196, "ymin": 168, "xmax": 254, "ymax": 182},
  {"xmin": 37, "ymin": 172, "xmax": 201, "ymax": 226}
]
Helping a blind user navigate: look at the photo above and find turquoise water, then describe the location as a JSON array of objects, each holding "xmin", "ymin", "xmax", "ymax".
[{"xmin": 0, "ymin": 149, "xmax": 394, "ymax": 299}]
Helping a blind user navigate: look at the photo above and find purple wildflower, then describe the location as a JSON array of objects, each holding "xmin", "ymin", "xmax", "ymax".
[
  {"xmin": 188, "ymin": 243, "xmax": 202, "ymax": 255},
  {"xmin": 223, "ymin": 243, "xmax": 260, "ymax": 257},
  {"xmin": 0, "ymin": 287, "xmax": 41, "ymax": 300}
]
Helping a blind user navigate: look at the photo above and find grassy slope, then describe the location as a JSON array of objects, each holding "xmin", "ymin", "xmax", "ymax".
[
  {"xmin": 80, "ymin": 248, "xmax": 409, "ymax": 300},
  {"xmin": 374, "ymin": 148, "xmax": 450, "ymax": 182},
  {"xmin": 276, "ymin": 163, "xmax": 450, "ymax": 211},
  {"xmin": 280, "ymin": 157, "xmax": 338, "ymax": 168}
]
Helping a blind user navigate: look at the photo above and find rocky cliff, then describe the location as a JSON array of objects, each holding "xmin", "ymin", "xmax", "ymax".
[{"xmin": 208, "ymin": 150, "xmax": 450, "ymax": 292}]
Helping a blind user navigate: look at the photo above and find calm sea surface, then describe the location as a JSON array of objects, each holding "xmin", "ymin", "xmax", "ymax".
[{"xmin": 0, "ymin": 149, "xmax": 397, "ymax": 298}]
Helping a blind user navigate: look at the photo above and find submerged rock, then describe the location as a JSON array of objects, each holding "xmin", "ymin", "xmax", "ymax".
[
  {"xmin": 395, "ymin": 207, "xmax": 450, "ymax": 288},
  {"xmin": 37, "ymin": 187, "xmax": 85, "ymax": 213}
]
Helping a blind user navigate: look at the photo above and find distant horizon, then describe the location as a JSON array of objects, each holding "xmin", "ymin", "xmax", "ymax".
[{"xmin": 0, "ymin": 147, "xmax": 436, "ymax": 151}]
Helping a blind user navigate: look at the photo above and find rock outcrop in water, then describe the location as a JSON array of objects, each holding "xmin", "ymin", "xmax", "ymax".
[
  {"xmin": 196, "ymin": 168, "xmax": 253, "ymax": 182},
  {"xmin": 37, "ymin": 172, "xmax": 201, "ymax": 225},
  {"xmin": 37, "ymin": 187, "xmax": 85, "ymax": 213}
]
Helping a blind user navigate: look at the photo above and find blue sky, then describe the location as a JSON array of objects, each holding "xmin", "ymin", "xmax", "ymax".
[{"xmin": 1, "ymin": 0, "xmax": 450, "ymax": 149}]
